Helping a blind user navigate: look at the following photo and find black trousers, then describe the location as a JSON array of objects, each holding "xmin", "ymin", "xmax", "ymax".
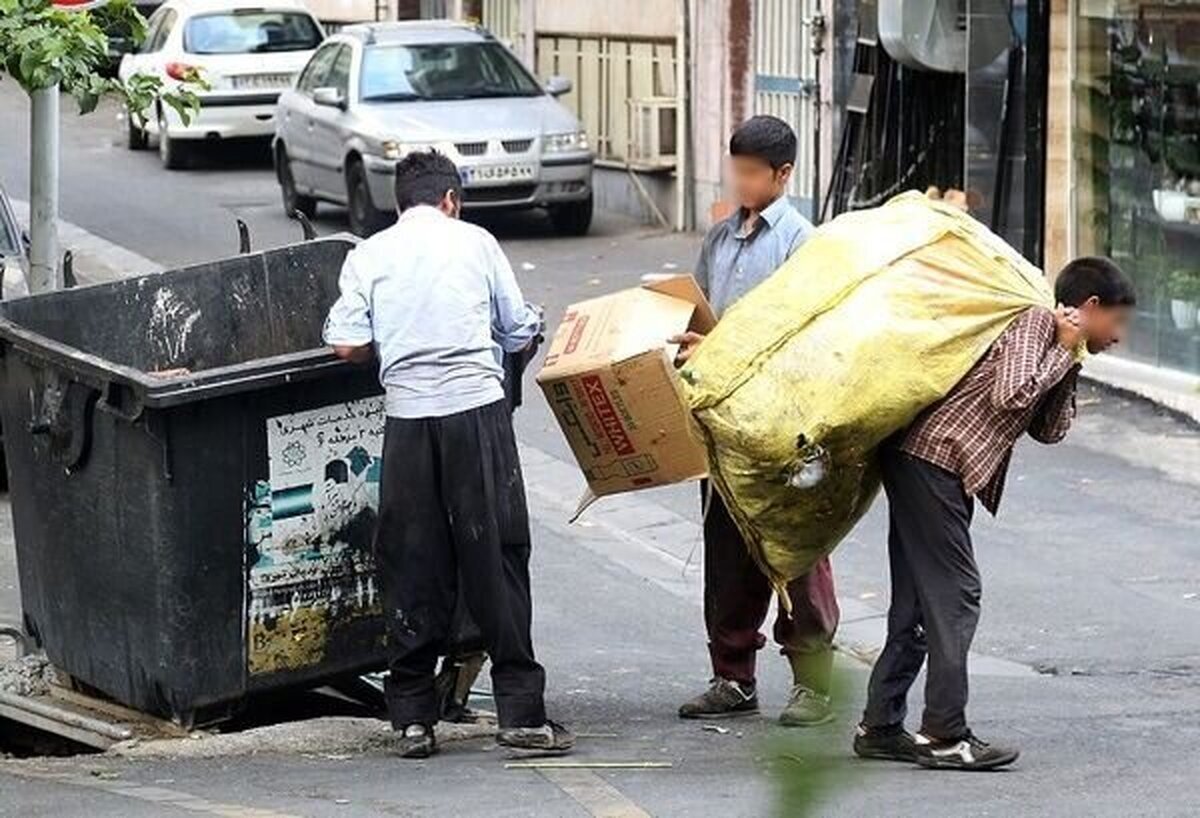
[
  {"xmin": 862, "ymin": 447, "xmax": 981, "ymax": 740},
  {"xmin": 376, "ymin": 399, "xmax": 546, "ymax": 729}
]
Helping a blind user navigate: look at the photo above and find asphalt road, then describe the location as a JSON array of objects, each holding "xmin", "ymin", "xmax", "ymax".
[{"xmin": 1, "ymin": 85, "xmax": 1198, "ymax": 817}]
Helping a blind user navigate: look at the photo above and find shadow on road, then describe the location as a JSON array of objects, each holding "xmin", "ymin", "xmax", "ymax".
[{"xmin": 178, "ymin": 137, "xmax": 274, "ymax": 171}]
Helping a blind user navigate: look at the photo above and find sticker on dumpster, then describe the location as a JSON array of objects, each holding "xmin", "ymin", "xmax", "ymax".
[{"xmin": 246, "ymin": 397, "xmax": 387, "ymax": 675}]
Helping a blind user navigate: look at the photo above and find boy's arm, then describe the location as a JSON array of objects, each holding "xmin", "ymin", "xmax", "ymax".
[
  {"xmin": 488, "ymin": 235, "xmax": 542, "ymax": 353},
  {"xmin": 1028, "ymin": 364, "xmax": 1082, "ymax": 444},
  {"xmin": 324, "ymin": 252, "xmax": 374, "ymax": 361},
  {"xmin": 990, "ymin": 308, "xmax": 1077, "ymax": 412}
]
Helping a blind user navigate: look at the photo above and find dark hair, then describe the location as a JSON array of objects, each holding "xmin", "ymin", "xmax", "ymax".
[
  {"xmin": 393, "ymin": 150, "xmax": 462, "ymax": 212},
  {"xmin": 729, "ymin": 115, "xmax": 797, "ymax": 170},
  {"xmin": 1055, "ymin": 256, "xmax": 1137, "ymax": 308}
]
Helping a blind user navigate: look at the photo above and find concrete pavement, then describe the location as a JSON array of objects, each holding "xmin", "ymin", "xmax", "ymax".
[{"xmin": 1, "ymin": 84, "xmax": 1198, "ymax": 817}]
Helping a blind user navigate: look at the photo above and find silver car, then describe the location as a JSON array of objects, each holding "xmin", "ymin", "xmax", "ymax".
[{"xmin": 272, "ymin": 21, "xmax": 594, "ymax": 236}]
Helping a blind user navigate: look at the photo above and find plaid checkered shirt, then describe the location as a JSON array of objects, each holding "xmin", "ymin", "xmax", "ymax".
[{"xmin": 899, "ymin": 307, "xmax": 1081, "ymax": 514}]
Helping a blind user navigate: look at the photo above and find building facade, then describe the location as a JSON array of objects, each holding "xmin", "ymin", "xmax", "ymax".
[{"xmin": 1047, "ymin": 0, "xmax": 1200, "ymax": 384}]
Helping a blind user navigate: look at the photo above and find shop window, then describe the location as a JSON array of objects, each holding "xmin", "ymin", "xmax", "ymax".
[{"xmin": 1074, "ymin": 2, "xmax": 1200, "ymax": 375}]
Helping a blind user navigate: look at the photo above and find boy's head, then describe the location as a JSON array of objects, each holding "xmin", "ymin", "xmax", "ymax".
[
  {"xmin": 728, "ymin": 115, "xmax": 796, "ymax": 211},
  {"xmin": 394, "ymin": 150, "xmax": 462, "ymax": 217},
  {"xmin": 1054, "ymin": 256, "xmax": 1136, "ymax": 354}
]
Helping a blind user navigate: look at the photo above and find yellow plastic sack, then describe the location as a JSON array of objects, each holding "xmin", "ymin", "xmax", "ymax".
[{"xmin": 682, "ymin": 192, "xmax": 1053, "ymax": 598}]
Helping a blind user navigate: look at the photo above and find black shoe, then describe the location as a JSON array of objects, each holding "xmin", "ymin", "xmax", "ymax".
[
  {"xmin": 497, "ymin": 720, "xmax": 575, "ymax": 757},
  {"xmin": 395, "ymin": 724, "xmax": 437, "ymax": 759},
  {"xmin": 914, "ymin": 730, "xmax": 1019, "ymax": 771},
  {"xmin": 678, "ymin": 677, "xmax": 759, "ymax": 720},
  {"xmin": 853, "ymin": 723, "xmax": 918, "ymax": 762}
]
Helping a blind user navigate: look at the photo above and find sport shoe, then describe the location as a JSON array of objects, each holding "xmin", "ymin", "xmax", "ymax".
[
  {"xmin": 496, "ymin": 720, "xmax": 575, "ymax": 757},
  {"xmin": 779, "ymin": 684, "xmax": 834, "ymax": 727},
  {"xmin": 395, "ymin": 723, "xmax": 437, "ymax": 759},
  {"xmin": 852, "ymin": 723, "xmax": 918, "ymax": 762},
  {"xmin": 678, "ymin": 677, "xmax": 759, "ymax": 720},
  {"xmin": 914, "ymin": 730, "xmax": 1019, "ymax": 771}
]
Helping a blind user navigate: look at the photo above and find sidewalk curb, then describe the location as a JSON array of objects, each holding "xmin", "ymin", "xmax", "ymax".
[
  {"xmin": 8, "ymin": 200, "xmax": 163, "ymax": 295},
  {"xmin": 1081, "ymin": 355, "xmax": 1200, "ymax": 427}
]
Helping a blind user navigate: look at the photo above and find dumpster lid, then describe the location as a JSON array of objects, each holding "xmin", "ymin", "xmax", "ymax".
[{"xmin": 0, "ymin": 236, "xmax": 366, "ymax": 410}]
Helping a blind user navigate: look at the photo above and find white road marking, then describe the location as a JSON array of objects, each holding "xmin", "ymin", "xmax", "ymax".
[{"xmin": 536, "ymin": 768, "xmax": 654, "ymax": 818}]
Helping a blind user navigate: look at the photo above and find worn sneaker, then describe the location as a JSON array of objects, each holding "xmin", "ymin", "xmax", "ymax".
[
  {"xmin": 914, "ymin": 730, "xmax": 1019, "ymax": 771},
  {"xmin": 496, "ymin": 720, "xmax": 575, "ymax": 757},
  {"xmin": 778, "ymin": 684, "xmax": 834, "ymax": 727},
  {"xmin": 678, "ymin": 677, "xmax": 759, "ymax": 720},
  {"xmin": 852, "ymin": 723, "xmax": 919, "ymax": 762},
  {"xmin": 395, "ymin": 724, "xmax": 437, "ymax": 759}
]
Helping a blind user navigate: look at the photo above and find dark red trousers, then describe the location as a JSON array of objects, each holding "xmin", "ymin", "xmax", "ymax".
[{"xmin": 703, "ymin": 486, "xmax": 840, "ymax": 692}]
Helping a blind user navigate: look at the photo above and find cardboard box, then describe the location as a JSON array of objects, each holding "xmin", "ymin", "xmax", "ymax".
[{"xmin": 537, "ymin": 276, "xmax": 717, "ymax": 511}]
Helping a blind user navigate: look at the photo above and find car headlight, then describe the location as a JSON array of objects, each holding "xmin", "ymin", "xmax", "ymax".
[
  {"xmin": 542, "ymin": 131, "xmax": 589, "ymax": 153},
  {"xmin": 381, "ymin": 140, "xmax": 434, "ymax": 161}
]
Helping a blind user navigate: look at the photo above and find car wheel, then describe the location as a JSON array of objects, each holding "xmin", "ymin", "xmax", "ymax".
[
  {"xmin": 550, "ymin": 194, "xmax": 593, "ymax": 236},
  {"xmin": 158, "ymin": 110, "xmax": 190, "ymax": 170},
  {"xmin": 277, "ymin": 148, "xmax": 317, "ymax": 219},
  {"xmin": 127, "ymin": 115, "xmax": 149, "ymax": 151},
  {"xmin": 347, "ymin": 160, "xmax": 389, "ymax": 237}
]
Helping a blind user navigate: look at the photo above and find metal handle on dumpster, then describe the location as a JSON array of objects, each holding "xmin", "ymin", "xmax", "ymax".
[{"xmin": 29, "ymin": 375, "xmax": 100, "ymax": 471}]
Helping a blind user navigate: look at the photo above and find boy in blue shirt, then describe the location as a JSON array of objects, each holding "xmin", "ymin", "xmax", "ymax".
[{"xmin": 674, "ymin": 116, "xmax": 840, "ymax": 727}]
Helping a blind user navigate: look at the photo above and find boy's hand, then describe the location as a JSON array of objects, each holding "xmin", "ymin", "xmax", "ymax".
[
  {"xmin": 669, "ymin": 330, "xmax": 707, "ymax": 365},
  {"xmin": 1054, "ymin": 305, "xmax": 1086, "ymax": 351}
]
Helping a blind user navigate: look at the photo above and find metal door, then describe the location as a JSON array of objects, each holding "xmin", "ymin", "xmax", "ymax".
[
  {"xmin": 482, "ymin": 0, "xmax": 522, "ymax": 51},
  {"xmin": 753, "ymin": 0, "xmax": 818, "ymax": 214}
]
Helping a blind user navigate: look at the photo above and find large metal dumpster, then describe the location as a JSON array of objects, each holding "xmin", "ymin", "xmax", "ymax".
[{"xmin": 0, "ymin": 237, "xmax": 392, "ymax": 724}]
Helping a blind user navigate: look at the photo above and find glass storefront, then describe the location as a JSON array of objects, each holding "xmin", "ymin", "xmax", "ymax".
[{"xmin": 1073, "ymin": 1, "xmax": 1200, "ymax": 375}]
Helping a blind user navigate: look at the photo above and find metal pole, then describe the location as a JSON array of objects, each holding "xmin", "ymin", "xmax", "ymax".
[
  {"xmin": 29, "ymin": 84, "xmax": 61, "ymax": 294},
  {"xmin": 675, "ymin": 0, "xmax": 691, "ymax": 231},
  {"xmin": 810, "ymin": 3, "xmax": 825, "ymax": 225}
]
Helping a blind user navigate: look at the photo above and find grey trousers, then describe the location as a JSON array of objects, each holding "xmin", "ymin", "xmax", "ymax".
[{"xmin": 862, "ymin": 447, "xmax": 981, "ymax": 740}]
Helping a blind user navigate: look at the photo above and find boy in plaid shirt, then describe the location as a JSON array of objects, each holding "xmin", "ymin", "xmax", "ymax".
[{"xmin": 853, "ymin": 257, "xmax": 1136, "ymax": 770}]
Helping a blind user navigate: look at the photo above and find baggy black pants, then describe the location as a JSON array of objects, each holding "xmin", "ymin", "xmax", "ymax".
[
  {"xmin": 376, "ymin": 399, "xmax": 546, "ymax": 730},
  {"xmin": 862, "ymin": 447, "xmax": 981, "ymax": 740}
]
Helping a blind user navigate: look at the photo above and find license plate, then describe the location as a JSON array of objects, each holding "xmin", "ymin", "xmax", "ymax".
[
  {"xmin": 232, "ymin": 72, "xmax": 293, "ymax": 90},
  {"xmin": 461, "ymin": 163, "xmax": 537, "ymax": 185}
]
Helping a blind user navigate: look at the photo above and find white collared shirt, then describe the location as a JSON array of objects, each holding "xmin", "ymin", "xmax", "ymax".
[{"xmin": 323, "ymin": 205, "xmax": 541, "ymax": 418}]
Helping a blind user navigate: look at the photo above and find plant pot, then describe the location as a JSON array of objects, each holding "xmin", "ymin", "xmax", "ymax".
[{"xmin": 1170, "ymin": 299, "xmax": 1198, "ymax": 331}]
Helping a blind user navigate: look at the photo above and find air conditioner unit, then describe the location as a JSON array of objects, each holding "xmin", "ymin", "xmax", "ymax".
[
  {"xmin": 878, "ymin": 0, "xmax": 1010, "ymax": 74},
  {"xmin": 628, "ymin": 98, "xmax": 678, "ymax": 169}
]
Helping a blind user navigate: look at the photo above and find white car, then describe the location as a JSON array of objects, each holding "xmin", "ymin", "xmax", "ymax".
[{"xmin": 119, "ymin": 0, "xmax": 324, "ymax": 169}]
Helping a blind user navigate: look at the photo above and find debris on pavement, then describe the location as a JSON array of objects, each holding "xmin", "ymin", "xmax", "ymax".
[
  {"xmin": 0, "ymin": 654, "xmax": 64, "ymax": 698},
  {"xmin": 110, "ymin": 717, "xmax": 494, "ymax": 760},
  {"xmin": 701, "ymin": 724, "xmax": 730, "ymax": 735}
]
